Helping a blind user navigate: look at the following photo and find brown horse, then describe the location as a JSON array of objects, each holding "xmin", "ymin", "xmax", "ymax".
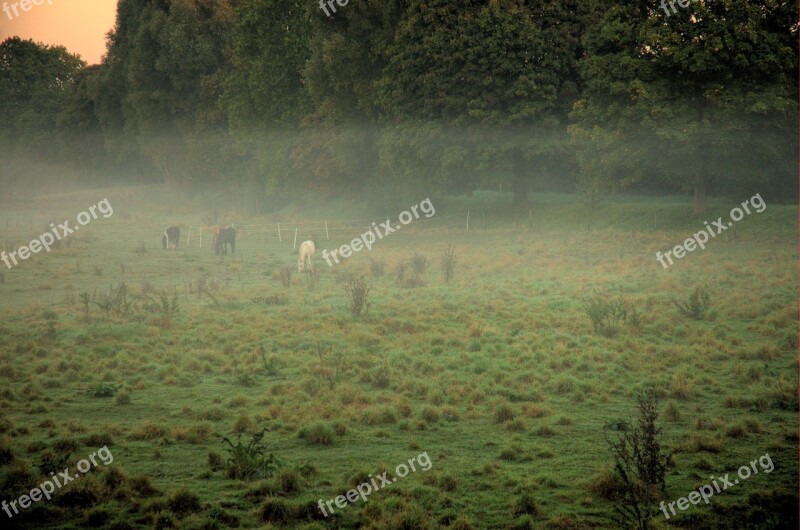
[{"xmin": 212, "ymin": 226, "xmax": 236, "ymax": 255}]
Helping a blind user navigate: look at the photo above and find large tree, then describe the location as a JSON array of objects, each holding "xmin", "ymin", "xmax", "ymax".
[
  {"xmin": 98, "ymin": 0, "xmax": 234, "ymax": 187},
  {"xmin": 572, "ymin": 0, "xmax": 798, "ymax": 213},
  {"xmin": 295, "ymin": 0, "xmax": 406, "ymax": 197},
  {"xmin": 0, "ymin": 37, "xmax": 86, "ymax": 191},
  {"xmin": 379, "ymin": 0, "xmax": 585, "ymax": 209}
]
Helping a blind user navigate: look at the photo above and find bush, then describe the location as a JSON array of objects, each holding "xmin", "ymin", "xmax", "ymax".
[
  {"xmin": 673, "ymin": 286, "xmax": 711, "ymax": 320},
  {"xmin": 222, "ymin": 429, "xmax": 282, "ymax": 481},
  {"xmin": 602, "ymin": 391, "xmax": 670, "ymax": 529},
  {"xmin": 410, "ymin": 253, "xmax": 429, "ymax": 274},
  {"xmin": 88, "ymin": 382, "xmax": 119, "ymax": 398},
  {"xmin": 344, "ymin": 275, "xmax": 371, "ymax": 316},
  {"xmin": 582, "ymin": 294, "xmax": 628, "ymax": 338}
]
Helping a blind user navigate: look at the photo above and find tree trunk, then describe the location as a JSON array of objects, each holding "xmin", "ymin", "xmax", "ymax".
[{"xmin": 511, "ymin": 151, "xmax": 529, "ymax": 210}]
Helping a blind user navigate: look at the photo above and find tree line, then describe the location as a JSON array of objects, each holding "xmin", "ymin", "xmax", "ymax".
[{"xmin": 0, "ymin": 0, "xmax": 796, "ymax": 213}]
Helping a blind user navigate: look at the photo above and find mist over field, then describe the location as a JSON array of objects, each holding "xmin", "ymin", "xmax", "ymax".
[{"xmin": 0, "ymin": 1, "xmax": 798, "ymax": 529}]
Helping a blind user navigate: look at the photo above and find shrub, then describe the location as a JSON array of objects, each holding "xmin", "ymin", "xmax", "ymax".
[
  {"xmin": 673, "ymin": 286, "xmax": 711, "ymax": 320},
  {"xmin": 88, "ymin": 382, "xmax": 119, "ymax": 398},
  {"xmin": 410, "ymin": 253, "xmax": 429, "ymax": 274},
  {"xmin": 344, "ymin": 275, "xmax": 371, "ymax": 316},
  {"xmin": 222, "ymin": 429, "xmax": 282, "ymax": 481},
  {"xmin": 582, "ymin": 294, "xmax": 628, "ymax": 338},
  {"xmin": 602, "ymin": 391, "xmax": 670, "ymax": 529}
]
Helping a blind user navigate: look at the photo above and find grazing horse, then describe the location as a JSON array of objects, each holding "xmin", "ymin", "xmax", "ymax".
[
  {"xmin": 298, "ymin": 240, "xmax": 315, "ymax": 272},
  {"xmin": 162, "ymin": 226, "xmax": 180, "ymax": 250},
  {"xmin": 212, "ymin": 227, "xmax": 236, "ymax": 256}
]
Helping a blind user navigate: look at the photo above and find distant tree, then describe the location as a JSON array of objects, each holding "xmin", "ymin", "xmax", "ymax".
[
  {"xmin": 380, "ymin": 0, "xmax": 586, "ymax": 209},
  {"xmin": 222, "ymin": 0, "xmax": 312, "ymax": 211},
  {"xmin": 295, "ymin": 0, "xmax": 406, "ymax": 197},
  {"xmin": 572, "ymin": 0, "xmax": 798, "ymax": 213},
  {"xmin": 97, "ymin": 0, "xmax": 234, "ymax": 187},
  {"xmin": 223, "ymin": 0, "xmax": 311, "ymax": 130},
  {"xmin": 0, "ymin": 37, "xmax": 85, "ymax": 159}
]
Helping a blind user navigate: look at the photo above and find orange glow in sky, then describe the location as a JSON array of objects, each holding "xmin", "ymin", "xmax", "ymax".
[{"xmin": 0, "ymin": 0, "xmax": 117, "ymax": 64}]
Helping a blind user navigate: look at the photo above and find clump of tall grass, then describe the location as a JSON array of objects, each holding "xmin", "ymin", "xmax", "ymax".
[
  {"xmin": 167, "ymin": 488, "xmax": 202, "ymax": 515},
  {"xmin": 297, "ymin": 422, "xmax": 335, "ymax": 446}
]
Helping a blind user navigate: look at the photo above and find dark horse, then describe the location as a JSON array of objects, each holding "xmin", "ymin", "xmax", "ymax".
[
  {"xmin": 162, "ymin": 226, "xmax": 180, "ymax": 250},
  {"xmin": 213, "ymin": 227, "xmax": 236, "ymax": 255}
]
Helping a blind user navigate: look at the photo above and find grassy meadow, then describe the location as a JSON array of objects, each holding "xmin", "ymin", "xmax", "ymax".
[{"xmin": 0, "ymin": 187, "xmax": 797, "ymax": 529}]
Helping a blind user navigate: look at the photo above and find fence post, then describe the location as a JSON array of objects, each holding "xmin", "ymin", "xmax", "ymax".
[
  {"xmin": 293, "ymin": 227, "xmax": 298, "ymax": 250},
  {"xmin": 186, "ymin": 226, "xmax": 192, "ymax": 247},
  {"xmin": 277, "ymin": 223, "xmax": 282, "ymax": 242},
  {"xmin": 325, "ymin": 221, "xmax": 329, "ymax": 240}
]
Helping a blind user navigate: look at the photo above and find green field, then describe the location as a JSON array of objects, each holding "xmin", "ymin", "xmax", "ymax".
[{"xmin": 0, "ymin": 188, "xmax": 797, "ymax": 529}]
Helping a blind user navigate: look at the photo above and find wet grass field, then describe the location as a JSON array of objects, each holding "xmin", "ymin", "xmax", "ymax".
[{"xmin": 0, "ymin": 188, "xmax": 797, "ymax": 529}]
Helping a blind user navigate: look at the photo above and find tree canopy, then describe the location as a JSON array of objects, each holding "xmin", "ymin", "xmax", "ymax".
[{"xmin": 0, "ymin": 0, "xmax": 796, "ymax": 210}]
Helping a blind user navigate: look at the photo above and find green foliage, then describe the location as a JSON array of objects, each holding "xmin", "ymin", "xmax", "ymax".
[
  {"xmin": 582, "ymin": 294, "xmax": 628, "ymax": 338},
  {"xmin": 297, "ymin": 422, "xmax": 335, "ymax": 446},
  {"xmin": 87, "ymin": 382, "xmax": 119, "ymax": 398},
  {"xmin": 221, "ymin": 429, "xmax": 283, "ymax": 481},
  {"xmin": 603, "ymin": 391, "xmax": 670, "ymax": 529}
]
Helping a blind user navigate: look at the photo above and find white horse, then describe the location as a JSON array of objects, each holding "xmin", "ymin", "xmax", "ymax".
[{"xmin": 298, "ymin": 240, "xmax": 315, "ymax": 272}]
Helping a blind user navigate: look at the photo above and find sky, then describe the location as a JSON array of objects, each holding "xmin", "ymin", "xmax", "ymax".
[{"xmin": 0, "ymin": 0, "xmax": 117, "ymax": 64}]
